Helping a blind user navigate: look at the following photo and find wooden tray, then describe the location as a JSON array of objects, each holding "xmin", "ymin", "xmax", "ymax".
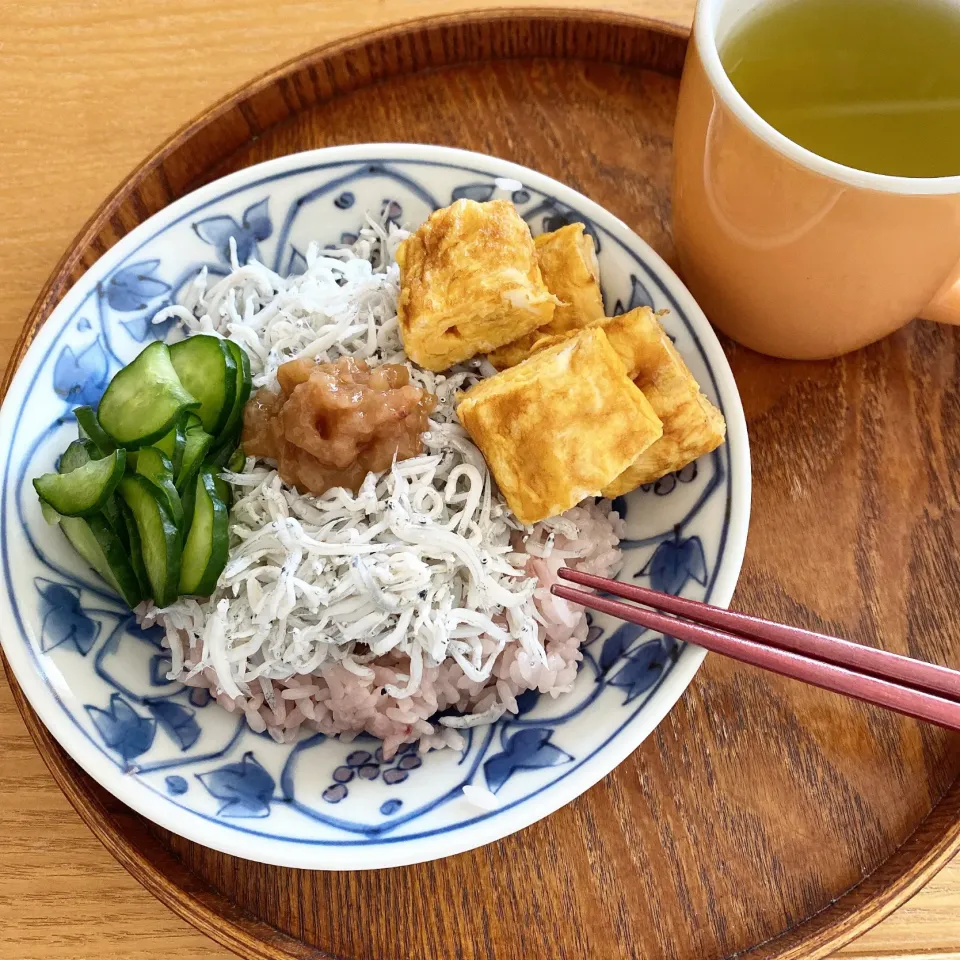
[{"xmin": 4, "ymin": 9, "xmax": 960, "ymax": 960}]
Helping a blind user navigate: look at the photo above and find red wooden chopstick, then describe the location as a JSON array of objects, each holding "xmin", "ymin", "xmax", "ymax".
[{"xmin": 551, "ymin": 567, "xmax": 960, "ymax": 731}]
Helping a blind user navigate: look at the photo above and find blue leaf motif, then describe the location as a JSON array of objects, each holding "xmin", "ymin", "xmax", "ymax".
[
  {"xmin": 198, "ymin": 752, "xmax": 274, "ymax": 818},
  {"xmin": 193, "ymin": 215, "xmax": 237, "ymax": 248},
  {"xmin": 483, "ymin": 727, "xmax": 572, "ymax": 794},
  {"xmin": 106, "ymin": 260, "xmax": 171, "ymax": 312},
  {"xmin": 193, "ymin": 199, "xmax": 271, "ymax": 267},
  {"xmin": 242, "ymin": 198, "xmax": 272, "ymax": 241},
  {"xmin": 165, "ymin": 775, "xmax": 188, "ymax": 796},
  {"xmin": 36, "ymin": 579, "xmax": 100, "ymax": 655},
  {"xmin": 609, "ymin": 638, "xmax": 671, "ymax": 704},
  {"xmin": 148, "ymin": 700, "xmax": 201, "ymax": 751},
  {"xmin": 138, "ymin": 623, "xmax": 167, "ymax": 649},
  {"xmin": 194, "ymin": 215, "xmax": 245, "ymax": 265},
  {"xmin": 513, "ymin": 687, "xmax": 540, "ymax": 716},
  {"xmin": 86, "ymin": 693, "xmax": 156, "ymax": 762},
  {"xmin": 534, "ymin": 203, "xmax": 601, "ymax": 253},
  {"xmin": 286, "ymin": 247, "xmax": 308, "ymax": 276},
  {"xmin": 642, "ymin": 535, "xmax": 708, "ymax": 596},
  {"xmin": 653, "ymin": 474, "xmax": 677, "ymax": 496},
  {"xmin": 53, "ymin": 340, "xmax": 108, "ymax": 407},
  {"xmin": 599, "ymin": 623, "xmax": 644, "ymax": 673},
  {"xmin": 380, "ymin": 199, "xmax": 402, "ymax": 221},
  {"xmin": 613, "ymin": 274, "xmax": 654, "ymax": 316},
  {"xmin": 121, "ymin": 308, "xmax": 177, "ymax": 344},
  {"xmin": 243, "ymin": 197, "xmax": 273, "ymax": 241},
  {"xmin": 452, "ymin": 182, "xmax": 497, "ymax": 202},
  {"xmin": 148, "ymin": 653, "xmax": 174, "ymax": 687},
  {"xmin": 482, "ymin": 754, "xmax": 515, "ymax": 794}
]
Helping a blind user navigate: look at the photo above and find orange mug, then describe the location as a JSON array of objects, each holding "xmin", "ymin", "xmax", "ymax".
[{"xmin": 672, "ymin": 0, "xmax": 960, "ymax": 360}]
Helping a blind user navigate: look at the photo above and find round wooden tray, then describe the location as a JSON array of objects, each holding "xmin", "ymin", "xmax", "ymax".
[{"xmin": 4, "ymin": 8, "xmax": 960, "ymax": 960}]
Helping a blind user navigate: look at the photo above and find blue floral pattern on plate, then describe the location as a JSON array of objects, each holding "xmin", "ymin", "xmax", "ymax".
[{"xmin": 0, "ymin": 145, "xmax": 749, "ymax": 869}]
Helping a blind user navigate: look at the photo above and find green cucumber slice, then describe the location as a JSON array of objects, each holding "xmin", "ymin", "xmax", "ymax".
[
  {"xmin": 212, "ymin": 472, "xmax": 232, "ymax": 509},
  {"xmin": 169, "ymin": 335, "xmax": 237, "ymax": 436},
  {"xmin": 175, "ymin": 413, "xmax": 213, "ymax": 493},
  {"xmin": 57, "ymin": 440, "xmax": 126, "ymax": 543},
  {"xmin": 180, "ymin": 478, "xmax": 197, "ymax": 539},
  {"xmin": 179, "ymin": 468, "xmax": 229, "ymax": 596},
  {"xmin": 215, "ymin": 340, "xmax": 252, "ymax": 445},
  {"xmin": 40, "ymin": 500, "xmax": 62, "ymax": 525},
  {"xmin": 117, "ymin": 475, "xmax": 181, "ymax": 607},
  {"xmin": 118, "ymin": 500, "xmax": 151, "ymax": 600},
  {"xmin": 208, "ymin": 426, "xmax": 242, "ymax": 468},
  {"xmin": 102, "ymin": 494, "xmax": 129, "ymax": 549},
  {"xmin": 226, "ymin": 444, "xmax": 246, "ymax": 473},
  {"xmin": 73, "ymin": 406, "xmax": 115, "ymax": 455},
  {"xmin": 153, "ymin": 419, "xmax": 186, "ymax": 477},
  {"xmin": 60, "ymin": 514, "xmax": 142, "ymax": 608},
  {"xmin": 130, "ymin": 446, "xmax": 184, "ymax": 528},
  {"xmin": 97, "ymin": 341, "xmax": 198, "ymax": 448},
  {"xmin": 58, "ymin": 439, "xmax": 97, "ymax": 474},
  {"xmin": 34, "ymin": 448, "xmax": 125, "ymax": 517}
]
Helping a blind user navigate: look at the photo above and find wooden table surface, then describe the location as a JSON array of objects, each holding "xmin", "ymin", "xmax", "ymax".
[{"xmin": 0, "ymin": 2, "xmax": 957, "ymax": 958}]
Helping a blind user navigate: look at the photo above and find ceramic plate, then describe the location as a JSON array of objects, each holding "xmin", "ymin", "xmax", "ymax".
[{"xmin": 0, "ymin": 144, "xmax": 750, "ymax": 869}]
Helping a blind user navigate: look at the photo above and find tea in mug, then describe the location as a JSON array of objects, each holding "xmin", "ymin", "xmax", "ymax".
[{"xmin": 721, "ymin": 0, "xmax": 960, "ymax": 178}]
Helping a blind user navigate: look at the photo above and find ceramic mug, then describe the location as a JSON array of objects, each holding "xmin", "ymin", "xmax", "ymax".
[{"xmin": 672, "ymin": 0, "xmax": 960, "ymax": 360}]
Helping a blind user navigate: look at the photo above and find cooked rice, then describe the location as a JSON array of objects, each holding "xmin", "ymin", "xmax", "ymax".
[{"xmin": 142, "ymin": 215, "xmax": 624, "ymax": 756}]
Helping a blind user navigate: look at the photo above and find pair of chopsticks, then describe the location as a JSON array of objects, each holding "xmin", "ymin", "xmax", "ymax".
[{"xmin": 551, "ymin": 568, "xmax": 960, "ymax": 730}]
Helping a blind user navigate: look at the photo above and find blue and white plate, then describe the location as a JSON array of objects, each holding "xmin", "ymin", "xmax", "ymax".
[{"xmin": 0, "ymin": 145, "xmax": 750, "ymax": 869}]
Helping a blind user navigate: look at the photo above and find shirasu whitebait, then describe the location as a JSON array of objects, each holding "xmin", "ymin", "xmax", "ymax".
[{"xmin": 150, "ymin": 216, "xmax": 568, "ymax": 703}]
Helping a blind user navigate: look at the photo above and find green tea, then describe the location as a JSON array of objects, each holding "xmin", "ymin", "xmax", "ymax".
[{"xmin": 721, "ymin": 0, "xmax": 960, "ymax": 178}]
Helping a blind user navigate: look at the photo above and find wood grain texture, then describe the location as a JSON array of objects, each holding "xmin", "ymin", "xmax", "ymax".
[{"xmin": 1, "ymin": 3, "xmax": 959, "ymax": 960}]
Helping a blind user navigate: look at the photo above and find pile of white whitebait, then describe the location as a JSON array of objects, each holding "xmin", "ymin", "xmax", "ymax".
[{"xmin": 141, "ymin": 217, "xmax": 623, "ymax": 755}]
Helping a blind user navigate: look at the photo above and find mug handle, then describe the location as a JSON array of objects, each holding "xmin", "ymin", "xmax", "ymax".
[{"xmin": 920, "ymin": 269, "xmax": 960, "ymax": 325}]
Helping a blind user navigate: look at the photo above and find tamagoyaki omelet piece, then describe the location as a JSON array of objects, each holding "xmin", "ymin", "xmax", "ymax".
[
  {"xmin": 456, "ymin": 327, "xmax": 663, "ymax": 524},
  {"xmin": 601, "ymin": 307, "xmax": 726, "ymax": 496},
  {"xmin": 487, "ymin": 223, "xmax": 605, "ymax": 369},
  {"xmin": 396, "ymin": 199, "xmax": 559, "ymax": 372}
]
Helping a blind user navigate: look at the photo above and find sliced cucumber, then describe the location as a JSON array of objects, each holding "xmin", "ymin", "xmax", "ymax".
[
  {"xmin": 34, "ymin": 448, "xmax": 126, "ymax": 517},
  {"xmin": 130, "ymin": 446, "xmax": 184, "ymax": 528},
  {"xmin": 118, "ymin": 500, "xmax": 151, "ymax": 600},
  {"xmin": 153, "ymin": 419, "xmax": 186, "ymax": 477},
  {"xmin": 117, "ymin": 475, "xmax": 181, "ymax": 607},
  {"xmin": 102, "ymin": 494, "xmax": 129, "ymax": 549},
  {"xmin": 179, "ymin": 468, "xmax": 229, "ymax": 596},
  {"xmin": 57, "ymin": 440, "xmax": 126, "ymax": 543},
  {"xmin": 97, "ymin": 341, "xmax": 198, "ymax": 448},
  {"xmin": 208, "ymin": 425, "xmax": 242, "ymax": 468},
  {"xmin": 212, "ymin": 472, "xmax": 232, "ymax": 509},
  {"xmin": 180, "ymin": 478, "xmax": 197, "ymax": 540},
  {"xmin": 175, "ymin": 413, "xmax": 213, "ymax": 493},
  {"xmin": 73, "ymin": 406, "xmax": 115, "ymax": 455},
  {"xmin": 58, "ymin": 439, "xmax": 97, "ymax": 474},
  {"xmin": 40, "ymin": 500, "xmax": 62, "ymax": 525},
  {"xmin": 60, "ymin": 514, "xmax": 142, "ymax": 607},
  {"xmin": 226, "ymin": 444, "xmax": 246, "ymax": 473},
  {"xmin": 215, "ymin": 340, "xmax": 252, "ymax": 444},
  {"xmin": 169, "ymin": 336, "xmax": 238, "ymax": 436}
]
